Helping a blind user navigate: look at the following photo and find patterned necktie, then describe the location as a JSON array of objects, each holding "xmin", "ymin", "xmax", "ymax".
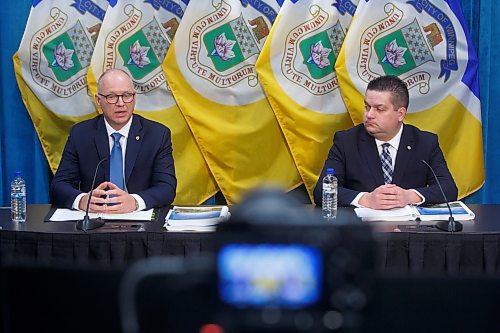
[
  {"xmin": 381, "ymin": 143, "xmax": 393, "ymax": 184},
  {"xmin": 110, "ymin": 132, "xmax": 124, "ymax": 190}
]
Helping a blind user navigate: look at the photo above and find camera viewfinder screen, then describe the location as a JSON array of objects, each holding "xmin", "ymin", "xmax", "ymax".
[{"xmin": 218, "ymin": 244, "xmax": 322, "ymax": 308}]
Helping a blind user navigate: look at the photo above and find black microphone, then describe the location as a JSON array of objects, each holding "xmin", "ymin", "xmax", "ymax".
[
  {"xmin": 421, "ymin": 160, "xmax": 462, "ymax": 232},
  {"xmin": 76, "ymin": 157, "xmax": 108, "ymax": 232}
]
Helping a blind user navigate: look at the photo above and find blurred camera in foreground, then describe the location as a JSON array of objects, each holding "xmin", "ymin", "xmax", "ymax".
[{"xmin": 214, "ymin": 187, "xmax": 374, "ymax": 332}]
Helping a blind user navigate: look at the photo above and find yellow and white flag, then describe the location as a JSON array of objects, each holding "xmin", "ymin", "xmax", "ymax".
[
  {"xmin": 87, "ymin": 0, "xmax": 218, "ymax": 205},
  {"xmin": 164, "ymin": 0, "xmax": 301, "ymax": 203},
  {"xmin": 256, "ymin": 0, "xmax": 358, "ymax": 203},
  {"xmin": 14, "ymin": 0, "xmax": 109, "ymax": 172},
  {"xmin": 336, "ymin": 0, "xmax": 484, "ymax": 198}
]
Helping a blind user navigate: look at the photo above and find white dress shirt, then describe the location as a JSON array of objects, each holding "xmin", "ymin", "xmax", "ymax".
[
  {"xmin": 351, "ymin": 125, "xmax": 424, "ymax": 207},
  {"xmin": 72, "ymin": 116, "xmax": 146, "ymax": 211}
]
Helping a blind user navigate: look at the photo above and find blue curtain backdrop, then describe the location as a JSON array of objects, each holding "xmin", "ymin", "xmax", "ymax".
[
  {"xmin": 460, "ymin": 0, "xmax": 500, "ymax": 204},
  {"xmin": 0, "ymin": 1, "xmax": 50, "ymax": 205},
  {"xmin": 0, "ymin": 0, "xmax": 498, "ymax": 206}
]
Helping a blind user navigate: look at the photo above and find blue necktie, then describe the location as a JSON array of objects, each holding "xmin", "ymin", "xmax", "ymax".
[
  {"xmin": 110, "ymin": 132, "xmax": 124, "ymax": 190},
  {"xmin": 381, "ymin": 143, "xmax": 393, "ymax": 184}
]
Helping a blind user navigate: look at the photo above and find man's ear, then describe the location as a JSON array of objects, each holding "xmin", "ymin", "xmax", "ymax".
[
  {"xmin": 398, "ymin": 106, "xmax": 407, "ymax": 121},
  {"xmin": 96, "ymin": 94, "xmax": 101, "ymax": 107}
]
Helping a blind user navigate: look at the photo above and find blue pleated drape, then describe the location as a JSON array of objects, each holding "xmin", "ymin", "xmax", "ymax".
[
  {"xmin": 0, "ymin": 0, "xmax": 498, "ymax": 205},
  {"xmin": 0, "ymin": 1, "xmax": 50, "ymax": 205},
  {"xmin": 460, "ymin": 0, "xmax": 500, "ymax": 203}
]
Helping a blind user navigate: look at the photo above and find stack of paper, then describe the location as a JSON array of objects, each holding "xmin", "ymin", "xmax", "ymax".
[
  {"xmin": 354, "ymin": 206, "xmax": 417, "ymax": 222},
  {"xmin": 163, "ymin": 206, "xmax": 230, "ymax": 232}
]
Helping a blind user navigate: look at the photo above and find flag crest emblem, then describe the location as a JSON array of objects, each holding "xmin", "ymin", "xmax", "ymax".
[
  {"xmin": 299, "ymin": 21, "xmax": 345, "ymax": 80},
  {"xmin": 349, "ymin": 2, "xmax": 461, "ymax": 96},
  {"xmin": 204, "ymin": 16, "xmax": 259, "ymax": 72},
  {"xmin": 374, "ymin": 18, "xmax": 436, "ymax": 77},
  {"xmin": 186, "ymin": 0, "xmax": 270, "ymax": 91},
  {"xmin": 29, "ymin": 9, "xmax": 99, "ymax": 99},
  {"xmin": 280, "ymin": 6, "xmax": 347, "ymax": 97},
  {"xmin": 97, "ymin": 6, "xmax": 179, "ymax": 95},
  {"xmin": 43, "ymin": 20, "xmax": 93, "ymax": 82},
  {"xmin": 118, "ymin": 17, "xmax": 169, "ymax": 80}
]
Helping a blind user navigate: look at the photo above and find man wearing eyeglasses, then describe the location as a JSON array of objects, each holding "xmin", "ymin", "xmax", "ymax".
[{"xmin": 50, "ymin": 69, "xmax": 177, "ymax": 213}]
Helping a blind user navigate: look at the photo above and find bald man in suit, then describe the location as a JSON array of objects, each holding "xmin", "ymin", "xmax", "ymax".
[
  {"xmin": 313, "ymin": 75, "xmax": 457, "ymax": 209},
  {"xmin": 51, "ymin": 69, "xmax": 176, "ymax": 213}
]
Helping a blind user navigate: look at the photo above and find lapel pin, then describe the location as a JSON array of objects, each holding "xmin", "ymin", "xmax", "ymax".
[
  {"xmin": 407, "ymin": 145, "xmax": 411, "ymax": 150},
  {"xmin": 136, "ymin": 136, "xmax": 140, "ymax": 141}
]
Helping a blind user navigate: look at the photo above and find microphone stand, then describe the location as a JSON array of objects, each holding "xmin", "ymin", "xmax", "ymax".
[
  {"xmin": 435, "ymin": 210, "xmax": 461, "ymax": 232},
  {"xmin": 421, "ymin": 160, "xmax": 462, "ymax": 232},
  {"xmin": 76, "ymin": 158, "xmax": 108, "ymax": 232}
]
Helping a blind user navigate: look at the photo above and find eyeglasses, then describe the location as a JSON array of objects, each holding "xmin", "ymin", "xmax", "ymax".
[{"xmin": 98, "ymin": 92, "xmax": 135, "ymax": 104}]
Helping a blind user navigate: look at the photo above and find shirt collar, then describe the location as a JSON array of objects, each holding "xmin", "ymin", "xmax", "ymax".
[
  {"xmin": 104, "ymin": 115, "xmax": 133, "ymax": 139},
  {"xmin": 375, "ymin": 123, "xmax": 404, "ymax": 150}
]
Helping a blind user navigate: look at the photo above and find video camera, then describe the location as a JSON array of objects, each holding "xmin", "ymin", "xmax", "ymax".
[{"xmin": 212, "ymin": 188, "xmax": 374, "ymax": 332}]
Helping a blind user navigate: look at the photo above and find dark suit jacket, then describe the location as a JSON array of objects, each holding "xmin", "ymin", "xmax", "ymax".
[
  {"xmin": 313, "ymin": 124, "xmax": 458, "ymax": 206},
  {"xmin": 51, "ymin": 114, "xmax": 177, "ymax": 209}
]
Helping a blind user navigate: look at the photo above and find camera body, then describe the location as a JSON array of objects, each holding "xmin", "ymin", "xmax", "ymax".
[{"xmin": 212, "ymin": 219, "xmax": 374, "ymax": 333}]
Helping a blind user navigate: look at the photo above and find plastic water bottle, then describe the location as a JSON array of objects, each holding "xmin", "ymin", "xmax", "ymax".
[
  {"xmin": 322, "ymin": 168, "xmax": 337, "ymax": 220},
  {"xmin": 11, "ymin": 171, "xmax": 27, "ymax": 223}
]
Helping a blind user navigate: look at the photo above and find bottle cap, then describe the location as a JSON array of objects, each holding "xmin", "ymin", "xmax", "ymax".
[
  {"xmin": 326, "ymin": 168, "xmax": 334, "ymax": 175},
  {"xmin": 14, "ymin": 170, "xmax": 22, "ymax": 177}
]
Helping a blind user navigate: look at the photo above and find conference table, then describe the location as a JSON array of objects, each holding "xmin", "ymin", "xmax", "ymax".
[
  {"xmin": 1, "ymin": 204, "xmax": 500, "ymax": 274},
  {"xmin": 2, "ymin": 204, "xmax": 500, "ymax": 333}
]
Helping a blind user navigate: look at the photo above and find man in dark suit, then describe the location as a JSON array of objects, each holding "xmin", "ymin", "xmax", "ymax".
[
  {"xmin": 51, "ymin": 69, "xmax": 176, "ymax": 213},
  {"xmin": 313, "ymin": 75, "xmax": 457, "ymax": 209}
]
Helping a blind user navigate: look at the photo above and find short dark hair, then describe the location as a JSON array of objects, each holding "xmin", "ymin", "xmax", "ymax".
[{"xmin": 366, "ymin": 75, "xmax": 409, "ymax": 109}]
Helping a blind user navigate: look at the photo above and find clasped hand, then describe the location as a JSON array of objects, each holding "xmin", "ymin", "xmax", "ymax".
[
  {"xmin": 359, "ymin": 184, "xmax": 421, "ymax": 210},
  {"xmin": 79, "ymin": 181, "xmax": 137, "ymax": 213}
]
